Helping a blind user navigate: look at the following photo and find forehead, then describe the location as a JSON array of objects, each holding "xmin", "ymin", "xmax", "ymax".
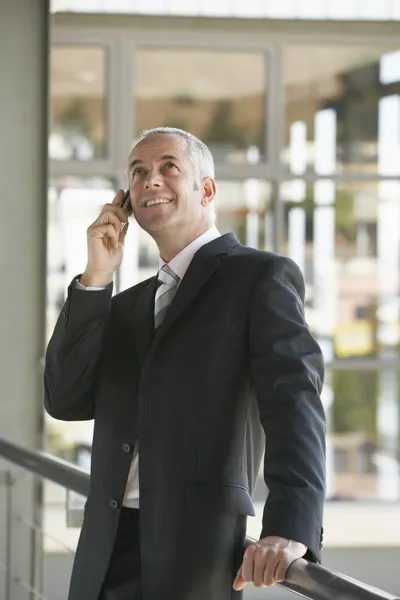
[{"xmin": 129, "ymin": 134, "xmax": 189, "ymax": 163}]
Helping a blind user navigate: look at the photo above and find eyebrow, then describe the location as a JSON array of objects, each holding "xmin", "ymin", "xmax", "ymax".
[{"xmin": 129, "ymin": 154, "xmax": 179, "ymax": 170}]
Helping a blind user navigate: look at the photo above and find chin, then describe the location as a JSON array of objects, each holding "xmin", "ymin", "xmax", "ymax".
[{"xmin": 139, "ymin": 215, "xmax": 177, "ymax": 234}]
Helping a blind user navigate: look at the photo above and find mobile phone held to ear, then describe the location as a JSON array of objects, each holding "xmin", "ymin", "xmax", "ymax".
[{"xmin": 121, "ymin": 189, "xmax": 133, "ymax": 217}]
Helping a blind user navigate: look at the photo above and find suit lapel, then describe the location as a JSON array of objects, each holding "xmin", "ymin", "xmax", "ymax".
[
  {"xmin": 118, "ymin": 233, "xmax": 241, "ymax": 363},
  {"xmin": 154, "ymin": 232, "xmax": 241, "ymax": 340},
  {"xmin": 120, "ymin": 277, "xmax": 157, "ymax": 365}
]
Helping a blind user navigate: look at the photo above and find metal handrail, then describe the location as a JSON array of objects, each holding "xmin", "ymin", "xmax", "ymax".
[
  {"xmin": 0, "ymin": 436, "xmax": 399, "ymax": 600},
  {"xmin": 0, "ymin": 437, "xmax": 89, "ymax": 496}
]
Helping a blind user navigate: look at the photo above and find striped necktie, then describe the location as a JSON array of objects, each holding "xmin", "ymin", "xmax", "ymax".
[{"xmin": 154, "ymin": 264, "xmax": 180, "ymax": 329}]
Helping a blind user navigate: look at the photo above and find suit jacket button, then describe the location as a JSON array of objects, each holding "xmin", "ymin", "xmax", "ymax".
[
  {"xmin": 109, "ymin": 499, "xmax": 119, "ymax": 510},
  {"xmin": 122, "ymin": 443, "xmax": 132, "ymax": 453}
]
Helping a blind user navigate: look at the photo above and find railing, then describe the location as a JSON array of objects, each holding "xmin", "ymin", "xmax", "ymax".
[{"xmin": 0, "ymin": 436, "xmax": 399, "ymax": 600}]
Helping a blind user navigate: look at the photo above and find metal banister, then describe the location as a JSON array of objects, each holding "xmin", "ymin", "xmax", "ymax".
[
  {"xmin": 0, "ymin": 436, "xmax": 89, "ymax": 496},
  {"xmin": 0, "ymin": 436, "xmax": 399, "ymax": 600}
]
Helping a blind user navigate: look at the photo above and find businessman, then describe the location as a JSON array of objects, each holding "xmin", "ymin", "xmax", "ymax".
[{"xmin": 44, "ymin": 127, "xmax": 326, "ymax": 600}]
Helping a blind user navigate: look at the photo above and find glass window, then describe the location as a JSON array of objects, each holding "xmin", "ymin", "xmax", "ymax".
[
  {"xmin": 327, "ymin": 366, "xmax": 400, "ymax": 501},
  {"xmin": 47, "ymin": 176, "xmax": 116, "ymax": 342},
  {"xmin": 133, "ymin": 48, "xmax": 267, "ymax": 164},
  {"xmin": 216, "ymin": 180, "xmax": 272, "ymax": 250},
  {"xmin": 281, "ymin": 180, "xmax": 400, "ymax": 358},
  {"xmin": 283, "ymin": 45, "xmax": 400, "ymax": 175},
  {"xmin": 248, "ymin": 366, "xmax": 400, "ymax": 546},
  {"xmin": 280, "ymin": 180, "xmax": 400, "ymax": 501},
  {"xmin": 50, "ymin": 46, "xmax": 108, "ymax": 161}
]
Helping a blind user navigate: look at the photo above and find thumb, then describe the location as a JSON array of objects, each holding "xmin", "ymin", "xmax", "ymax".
[{"xmin": 232, "ymin": 566, "xmax": 247, "ymax": 591}]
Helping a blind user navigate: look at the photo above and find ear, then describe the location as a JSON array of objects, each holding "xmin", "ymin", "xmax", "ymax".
[{"xmin": 200, "ymin": 178, "xmax": 216, "ymax": 207}]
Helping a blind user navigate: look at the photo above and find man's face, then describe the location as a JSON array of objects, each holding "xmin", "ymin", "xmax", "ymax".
[{"xmin": 128, "ymin": 134, "xmax": 204, "ymax": 235}]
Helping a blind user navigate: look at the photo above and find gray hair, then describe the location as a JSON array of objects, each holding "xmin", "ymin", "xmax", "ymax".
[{"xmin": 134, "ymin": 127, "xmax": 215, "ymax": 183}]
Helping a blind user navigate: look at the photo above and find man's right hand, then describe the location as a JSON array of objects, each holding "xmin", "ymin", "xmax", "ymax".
[{"xmin": 80, "ymin": 189, "xmax": 130, "ymax": 287}]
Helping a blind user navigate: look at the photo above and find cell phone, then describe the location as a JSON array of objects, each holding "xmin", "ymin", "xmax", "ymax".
[{"xmin": 121, "ymin": 189, "xmax": 133, "ymax": 217}]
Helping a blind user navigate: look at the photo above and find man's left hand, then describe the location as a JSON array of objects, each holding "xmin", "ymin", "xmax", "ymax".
[{"xmin": 232, "ymin": 536, "xmax": 307, "ymax": 590}]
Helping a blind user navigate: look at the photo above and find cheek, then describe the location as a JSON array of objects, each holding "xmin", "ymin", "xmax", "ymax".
[{"xmin": 130, "ymin": 182, "xmax": 143, "ymax": 202}]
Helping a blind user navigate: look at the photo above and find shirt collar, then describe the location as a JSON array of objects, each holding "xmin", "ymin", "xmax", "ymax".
[{"xmin": 159, "ymin": 226, "xmax": 221, "ymax": 281}]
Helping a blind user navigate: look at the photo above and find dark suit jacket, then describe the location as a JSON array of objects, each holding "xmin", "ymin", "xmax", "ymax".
[{"xmin": 44, "ymin": 233, "xmax": 326, "ymax": 600}]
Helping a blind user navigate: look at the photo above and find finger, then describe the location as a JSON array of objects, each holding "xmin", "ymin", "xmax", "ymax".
[
  {"xmin": 112, "ymin": 189, "xmax": 125, "ymax": 206},
  {"xmin": 232, "ymin": 567, "xmax": 247, "ymax": 591},
  {"xmin": 241, "ymin": 546, "xmax": 255, "ymax": 586},
  {"xmin": 113, "ymin": 189, "xmax": 130, "ymax": 220},
  {"xmin": 253, "ymin": 551, "xmax": 268, "ymax": 588},
  {"xmin": 98, "ymin": 211, "xmax": 124, "ymax": 235},
  {"xmin": 119, "ymin": 221, "xmax": 129, "ymax": 246},
  {"xmin": 100, "ymin": 202, "xmax": 128, "ymax": 225},
  {"xmin": 91, "ymin": 223, "xmax": 119, "ymax": 249},
  {"xmin": 100, "ymin": 205, "xmax": 128, "ymax": 226},
  {"xmin": 263, "ymin": 555, "xmax": 279, "ymax": 587},
  {"xmin": 275, "ymin": 558, "xmax": 291, "ymax": 583}
]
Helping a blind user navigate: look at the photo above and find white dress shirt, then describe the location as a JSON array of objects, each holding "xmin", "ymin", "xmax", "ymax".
[{"xmin": 76, "ymin": 226, "xmax": 221, "ymax": 507}]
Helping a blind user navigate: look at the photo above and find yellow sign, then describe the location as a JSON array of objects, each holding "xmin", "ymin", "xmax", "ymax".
[{"xmin": 334, "ymin": 320, "xmax": 374, "ymax": 357}]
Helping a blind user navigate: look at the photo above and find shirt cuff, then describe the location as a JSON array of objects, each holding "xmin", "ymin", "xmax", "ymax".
[{"xmin": 75, "ymin": 279, "xmax": 107, "ymax": 291}]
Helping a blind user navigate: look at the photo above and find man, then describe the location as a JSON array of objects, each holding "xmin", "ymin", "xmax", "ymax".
[{"xmin": 44, "ymin": 127, "xmax": 326, "ymax": 600}]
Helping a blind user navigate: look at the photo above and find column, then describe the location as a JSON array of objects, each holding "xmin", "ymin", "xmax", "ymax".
[{"xmin": 0, "ymin": 1, "xmax": 49, "ymax": 597}]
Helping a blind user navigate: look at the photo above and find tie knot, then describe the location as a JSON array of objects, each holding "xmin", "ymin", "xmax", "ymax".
[{"xmin": 158, "ymin": 264, "xmax": 180, "ymax": 287}]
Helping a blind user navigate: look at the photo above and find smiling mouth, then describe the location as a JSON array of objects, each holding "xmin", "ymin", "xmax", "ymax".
[{"xmin": 145, "ymin": 198, "xmax": 172, "ymax": 207}]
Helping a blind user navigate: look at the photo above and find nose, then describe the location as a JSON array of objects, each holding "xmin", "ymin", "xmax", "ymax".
[{"xmin": 144, "ymin": 169, "xmax": 162, "ymax": 189}]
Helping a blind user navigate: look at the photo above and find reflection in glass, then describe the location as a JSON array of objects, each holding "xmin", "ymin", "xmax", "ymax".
[
  {"xmin": 283, "ymin": 44, "xmax": 400, "ymax": 174},
  {"xmin": 50, "ymin": 46, "xmax": 107, "ymax": 160},
  {"xmin": 134, "ymin": 48, "xmax": 267, "ymax": 163}
]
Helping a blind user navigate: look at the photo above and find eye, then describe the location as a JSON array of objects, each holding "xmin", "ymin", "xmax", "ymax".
[
  {"xmin": 164, "ymin": 162, "xmax": 178, "ymax": 170},
  {"xmin": 133, "ymin": 167, "xmax": 146, "ymax": 177}
]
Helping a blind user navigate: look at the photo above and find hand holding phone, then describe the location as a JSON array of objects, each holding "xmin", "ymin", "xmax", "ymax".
[
  {"xmin": 121, "ymin": 189, "xmax": 133, "ymax": 217},
  {"xmin": 79, "ymin": 190, "xmax": 130, "ymax": 287}
]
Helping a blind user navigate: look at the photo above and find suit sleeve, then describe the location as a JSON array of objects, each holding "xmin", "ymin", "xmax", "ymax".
[
  {"xmin": 249, "ymin": 256, "xmax": 326, "ymax": 562},
  {"xmin": 44, "ymin": 277, "xmax": 113, "ymax": 422}
]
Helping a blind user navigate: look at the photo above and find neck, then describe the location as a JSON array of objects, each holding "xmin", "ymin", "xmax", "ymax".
[{"xmin": 154, "ymin": 223, "xmax": 213, "ymax": 263}]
